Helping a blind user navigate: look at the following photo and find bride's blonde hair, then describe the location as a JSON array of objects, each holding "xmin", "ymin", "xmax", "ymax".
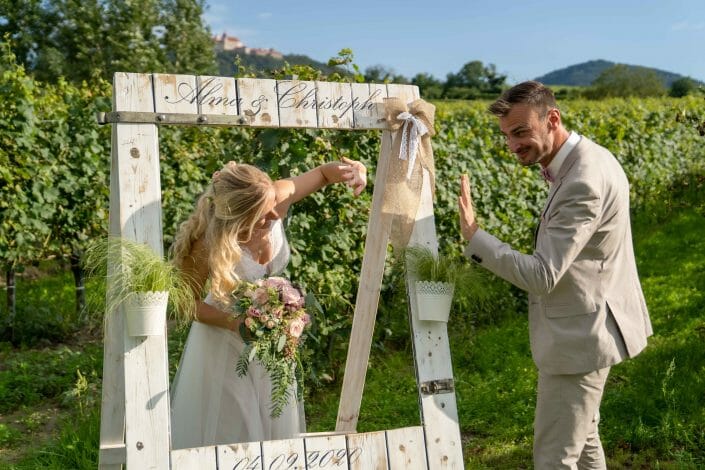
[{"xmin": 171, "ymin": 162, "xmax": 273, "ymax": 302}]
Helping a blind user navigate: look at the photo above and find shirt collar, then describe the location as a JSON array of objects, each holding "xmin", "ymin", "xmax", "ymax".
[{"xmin": 545, "ymin": 131, "xmax": 580, "ymax": 183}]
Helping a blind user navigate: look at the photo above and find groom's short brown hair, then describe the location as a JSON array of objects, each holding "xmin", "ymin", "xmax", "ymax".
[{"xmin": 488, "ymin": 81, "xmax": 557, "ymax": 118}]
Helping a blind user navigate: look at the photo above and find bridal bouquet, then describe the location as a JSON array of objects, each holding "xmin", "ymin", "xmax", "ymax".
[{"xmin": 230, "ymin": 276, "xmax": 311, "ymax": 418}]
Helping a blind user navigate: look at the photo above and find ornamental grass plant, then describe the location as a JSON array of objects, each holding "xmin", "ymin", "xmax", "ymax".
[
  {"xmin": 402, "ymin": 245, "xmax": 489, "ymax": 307},
  {"xmin": 83, "ymin": 237, "xmax": 196, "ymax": 326}
]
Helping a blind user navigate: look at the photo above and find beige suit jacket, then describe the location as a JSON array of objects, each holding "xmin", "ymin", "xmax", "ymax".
[{"xmin": 465, "ymin": 137, "xmax": 653, "ymax": 374}]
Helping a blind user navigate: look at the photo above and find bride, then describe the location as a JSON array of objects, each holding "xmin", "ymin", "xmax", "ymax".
[{"xmin": 169, "ymin": 158, "xmax": 367, "ymax": 449}]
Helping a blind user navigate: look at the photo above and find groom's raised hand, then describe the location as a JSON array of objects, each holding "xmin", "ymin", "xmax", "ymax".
[{"xmin": 459, "ymin": 174, "xmax": 479, "ymax": 241}]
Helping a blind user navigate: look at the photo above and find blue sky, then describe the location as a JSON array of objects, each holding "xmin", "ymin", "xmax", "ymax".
[{"xmin": 204, "ymin": 0, "xmax": 705, "ymax": 84}]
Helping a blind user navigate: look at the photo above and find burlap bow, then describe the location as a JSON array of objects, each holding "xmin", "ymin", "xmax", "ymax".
[{"xmin": 382, "ymin": 98, "xmax": 436, "ymax": 250}]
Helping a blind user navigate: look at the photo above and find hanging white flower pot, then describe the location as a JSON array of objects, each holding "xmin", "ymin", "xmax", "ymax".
[
  {"xmin": 124, "ymin": 291, "xmax": 169, "ymax": 336},
  {"xmin": 415, "ymin": 281, "xmax": 454, "ymax": 322}
]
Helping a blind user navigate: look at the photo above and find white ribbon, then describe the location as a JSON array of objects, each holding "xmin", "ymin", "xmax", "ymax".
[{"xmin": 397, "ymin": 111, "xmax": 429, "ymax": 180}]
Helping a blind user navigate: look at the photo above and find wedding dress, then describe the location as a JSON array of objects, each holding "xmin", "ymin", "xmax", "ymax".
[{"xmin": 170, "ymin": 219, "xmax": 306, "ymax": 449}]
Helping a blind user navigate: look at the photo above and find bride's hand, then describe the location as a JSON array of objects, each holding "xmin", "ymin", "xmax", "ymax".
[{"xmin": 340, "ymin": 157, "xmax": 367, "ymax": 196}]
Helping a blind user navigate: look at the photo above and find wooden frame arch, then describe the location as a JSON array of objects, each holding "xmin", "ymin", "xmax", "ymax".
[{"xmin": 98, "ymin": 72, "xmax": 464, "ymax": 469}]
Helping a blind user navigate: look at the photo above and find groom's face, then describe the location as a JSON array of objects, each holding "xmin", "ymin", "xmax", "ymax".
[{"xmin": 499, "ymin": 103, "xmax": 555, "ymax": 167}]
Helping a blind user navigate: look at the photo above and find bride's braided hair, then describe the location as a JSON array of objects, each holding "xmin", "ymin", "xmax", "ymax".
[{"xmin": 170, "ymin": 162, "xmax": 273, "ymax": 302}]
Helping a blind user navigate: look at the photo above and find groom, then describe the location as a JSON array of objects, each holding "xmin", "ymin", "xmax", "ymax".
[{"xmin": 458, "ymin": 81, "xmax": 652, "ymax": 469}]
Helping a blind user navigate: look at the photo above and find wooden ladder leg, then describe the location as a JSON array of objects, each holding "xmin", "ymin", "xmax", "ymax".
[{"xmin": 335, "ymin": 130, "xmax": 395, "ymax": 432}]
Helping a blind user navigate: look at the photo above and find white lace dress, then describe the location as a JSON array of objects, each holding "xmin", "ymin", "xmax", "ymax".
[{"xmin": 170, "ymin": 219, "xmax": 306, "ymax": 449}]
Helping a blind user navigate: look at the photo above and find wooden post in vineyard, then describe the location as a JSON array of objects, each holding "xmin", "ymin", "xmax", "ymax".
[{"xmin": 98, "ymin": 72, "xmax": 465, "ymax": 469}]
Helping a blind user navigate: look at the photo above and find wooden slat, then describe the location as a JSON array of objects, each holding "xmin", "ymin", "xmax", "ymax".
[
  {"xmin": 385, "ymin": 84, "xmax": 420, "ymax": 104},
  {"xmin": 335, "ymin": 129, "xmax": 395, "ymax": 432},
  {"xmin": 110, "ymin": 72, "xmax": 171, "ymax": 470},
  {"xmin": 276, "ymin": 80, "xmax": 318, "ymax": 128},
  {"xmin": 217, "ymin": 442, "xmax": 263, "ymax": 470},
  {"xmin": 171, "ymin": 446, "xmax": 217, "ymax": 469},
  {"xmin": 351, "ymin": 83, "xmax": 388, "ymax": 130},
  {"xmin": 385, "ymin": 426, "xmax": 427, "ymax": 470},
  {"xmin": 315, "ymin": 81, "xmax": 354, "ymax": 129},
  {"xmin": 100, "ymin": 71, "xmax": 157, "ymax": 470},
  {"xmin": 237, "ymin": 78, "xmax": 280, "ymax": 127},
  {"xmin": 304, "ymin": 435, "xmax": 348, "ymax": 469},
  {"xmin": 346, "ymin": 431, "xmax": 389, "ymax": 470},
  {"xmin": 153, "ymin": 73, "xmax": 198, "ymax": 114},
  {"xmin": 196, "ymin": 75, "xmax": 239, "ymax": 115},
  {"xmin": 99, "ymin": 443, "xmax": 126, "ymax": 466},
  {"xmin": 261, "ymin": 438, "xmax": 306, "ymax": 470},
  {"xmin": 406, "ymin": 170, "xmax": 464, "ymax": 468}
]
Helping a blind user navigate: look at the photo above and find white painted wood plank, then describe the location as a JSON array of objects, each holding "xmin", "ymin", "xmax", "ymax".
[
  {"xmin": 261, "ymin": 438, "xmax": 306, "ymax": 470},
  {"xmin": 218, "ymin": 442, "xmax": 263, "ymax": 470},
  {"xmin": 385, "ymin": 84, "xmax": 420, "ymax": 106},
  {"xmin": 351, "ymin": 83, "xmax": 388, "ymax": 130},
  {"xmin": 171, "ymin": 446, "xmax": 217, "ymax": 469},
  {"xmin": 100, "ymin": 71, "xmax": 157, "ymax": 469},
  {"xmin": 315, "ymin": 81, "xmax": 354, "ymax": 129},
  {"xmin": 336, "ymin": 130, "xmax": 395, "ymax": 432},
  {"xmin": 110, "ymin": 72, "xmax": 171, "ymax": 470},
  {"xmin": 386, "ymin": 426, "xmax": 427, "ymax": 470},
  {"xmin": 406, "ymin": 169, "xmax": 464, "ymax": 469},
  {"xmin": 237, "ymin": 78, "xmax": 279, "ymax": 127},
  {"xmin": 98, "ymin": 443, "xmax": 126, "ymax": 466},
  {"xmin": 197, "ymin": 75, "xmax": 239, "ymax": 115},
  {"xmin": 304, "ymin": 435, "xmax": 348, "ymax": 469},
  {"xmin": 153, "ymin": 73, "xmax": 199, "ymax": 114},
  {"xmin": 346, "ymin": 431, "xmax": 389, "ymax": 470},
  {"xmin": 421, "ymin": 396, "xmax": 463, "ymax": 469},
  {"xmin": 276, "ymin": 80, "xmax": 318, "ymax": 128}
]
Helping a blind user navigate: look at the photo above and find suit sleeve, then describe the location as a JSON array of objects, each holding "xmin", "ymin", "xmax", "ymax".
[{"xmin": 464, "ymin": 178, "xmax": 601, "ymax": 296}]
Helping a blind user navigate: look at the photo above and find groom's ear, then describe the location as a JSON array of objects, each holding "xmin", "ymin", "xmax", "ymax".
[{"xmin": 546, "ymin": 108, "xmax": 561, "ymax": 131}]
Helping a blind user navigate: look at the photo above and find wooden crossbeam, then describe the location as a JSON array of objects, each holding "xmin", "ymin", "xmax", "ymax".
[{"xmin": 169, "ymin": 427, "xmax": 427, "ymax": 470}]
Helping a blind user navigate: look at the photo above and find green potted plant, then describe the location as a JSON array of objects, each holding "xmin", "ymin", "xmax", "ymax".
[
  {"xmin": 403, "ymin": 245, "xmax": 481, "ymax": 322},
  {"xmin": 84, "ymin": 237, "xmax": 195, "ymax": 336}
]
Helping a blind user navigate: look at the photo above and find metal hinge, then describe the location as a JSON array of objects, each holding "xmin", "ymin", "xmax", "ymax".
[
  {"xmin": 419, "ymin": 378, "xmax": 455, "ymax": 395},
  {"xmin": 96, "ymin": 111, "xmax": 249, "ymax": 127}
]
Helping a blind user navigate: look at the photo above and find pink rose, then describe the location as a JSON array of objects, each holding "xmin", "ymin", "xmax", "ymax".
[
  {"xmin": 301, "ymin": 312, "xmax": 311, "ymax": 325},
  {"xmin": 271, "ymin": 306, "xmax": 285, "ymax": 318},
  {"xmin": 281, "ymin": 285, "xmax": 304, "ymax": 307},
  {"xmin": 264, "ymin": 277, "xmax": 287, "ymax": 289},
  {"xmin": 244, "ymin": 317, "xmax": 255, "ymax": 329},
  {"xmin": 288, "ymin": 318, "xmax": 305, "ymax": 338},
  {"xmin": 246, "ymin": 306, "xmax": 261, "ymax": 318},
  {"xmin": 266, "ymin": 320, "xmax": 276, "ymax": 329},
  {"xmin": 252, "ymin": 287, "xmax": 269, "ymax": 305}
]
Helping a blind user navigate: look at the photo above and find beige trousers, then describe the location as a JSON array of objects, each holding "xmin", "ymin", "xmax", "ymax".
[{"xmin": 533, "ymin": 367, "xmax": 610, "ymax": 469}]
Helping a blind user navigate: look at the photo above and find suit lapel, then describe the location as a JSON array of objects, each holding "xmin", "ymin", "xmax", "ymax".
[
  {"xmin": 540, "ymin": 139, "xmax": 585, "ymax": 220},
  {"xmin": 535, "ymin": 138, "xmax": 589, "ymax": 249}
]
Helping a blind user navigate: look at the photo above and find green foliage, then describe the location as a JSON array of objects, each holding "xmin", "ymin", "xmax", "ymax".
[
  {"xmin": 586, "ymin": 64, "xmax": 667, "ymax": 99},
  {"xmin": 670, "ymin": 77, "xmax": 701, "ymax": 98},
  {"xmin": 160, "ymin": 0, "xmax": 217, "ymax": 75},
  {"xmin": 443, "ymin": 60, "xmax": 506, "ymax": 99},
  {"xmin": 0, "ymin": 0, "xmax": 215, "ymax": 84},
  {"xmin": 0, "ymin": 342, "xmax": 102, "ymax": 413},
  {"xmin": 411, "ymin": 73, "xmax": 444, "ymax": 99}
]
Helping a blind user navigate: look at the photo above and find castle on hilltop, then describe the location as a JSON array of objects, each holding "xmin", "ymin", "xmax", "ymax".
[{"xmin": 212, "ymin": 32, "xmax": 283, "ymax": 59}]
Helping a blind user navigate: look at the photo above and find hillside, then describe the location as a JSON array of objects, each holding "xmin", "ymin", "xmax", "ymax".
[
  {"xmin": 216, "ymin": 49, "xmax": 343, "ymax": 78},
  {"xmin": 536, "ymin": 59, "xmax": 690, "ymax": 87}
]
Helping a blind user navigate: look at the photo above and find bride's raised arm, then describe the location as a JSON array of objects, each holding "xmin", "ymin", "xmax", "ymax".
[{"xmin": 273, "ymin": 157, "xmax": 367, "ymax": 215}]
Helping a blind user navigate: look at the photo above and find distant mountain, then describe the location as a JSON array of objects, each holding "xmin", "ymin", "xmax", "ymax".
[
  {"xmin": 535, "ymin": 60, "xmax": 690, "ymax": 87},
  {"xmin": 216, "ymin": 49, "xmax": 343, "ymax": 78}
]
